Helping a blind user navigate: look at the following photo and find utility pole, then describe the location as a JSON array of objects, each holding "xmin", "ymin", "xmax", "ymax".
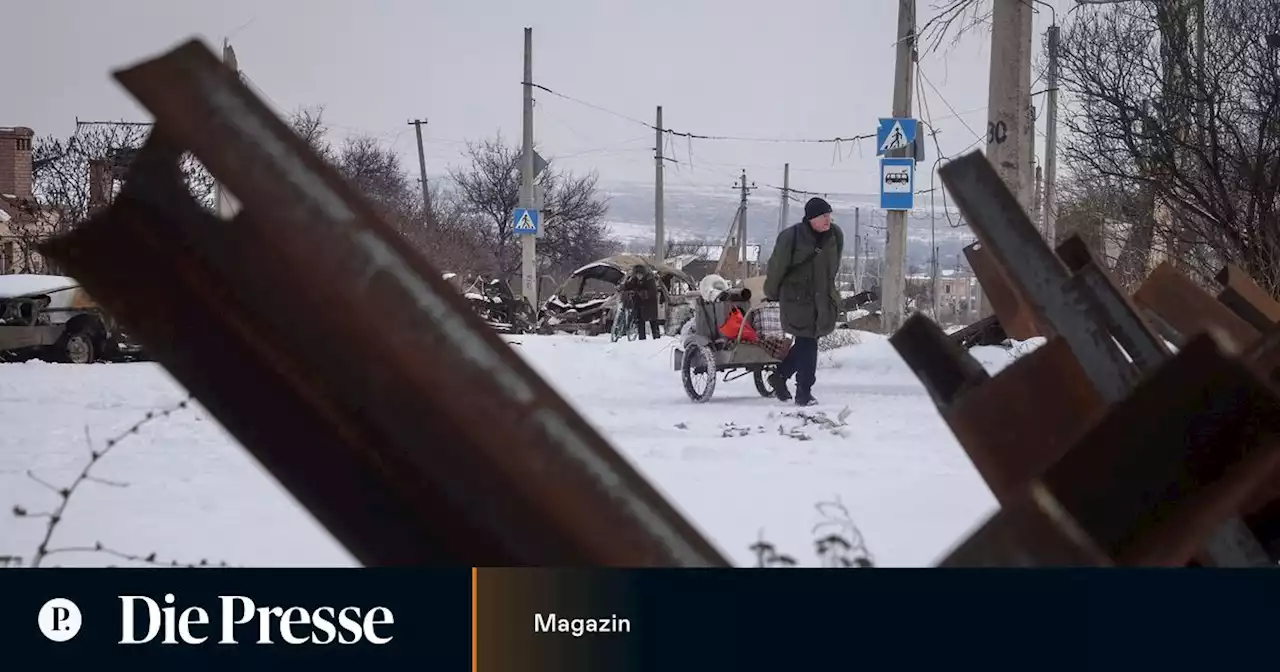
[
  {"xmin": 927, "ymin": 124, "xmax": 940, "ymax": 317},
  {"xmin": 853, "ymin": 207, "xmax": 862, "ymax": 293},
  {"xmin": 216, "ymin": 39, "xmax": 241, "ymax": 219},
  {"xmin": 408, "ymin": 118, "xmax": 432, "ymax": 220},
  {"xmin": 882, "ymin": 0, "xmax": 917, "ymax": 333},
  {"xmin": 734, "ymin": 170, "xmax": 756, "ymax": 280},
  {"xmin": 979, "ymin": 0, "xmax": 1034, "ymax": 318},
  {"xmin": 778, "ymin": 163, "xmax": 791, "ymax": 233},
  {"xmin": 520, "ymin": 28, "xmax": 537, "ymax": 306},
  {"xmin": 655, "ymin": 106, "xmax": 665, "ymax": 260},
  {"xmin": 930, "ymin": 188, "xmax": 939, "ymax": 318}
]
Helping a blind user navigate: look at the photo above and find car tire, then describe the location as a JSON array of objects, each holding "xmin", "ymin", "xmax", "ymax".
[{"xmin": 61, "ymin": 330, "xmax": 96, "ymax": 364}]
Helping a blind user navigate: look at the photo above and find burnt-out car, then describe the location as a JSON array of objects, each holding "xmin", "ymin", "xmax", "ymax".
[
  {"xmin": 538, "ymin": 254, "xmax": 697, "ymax": 336},
  {"xmin": 0, "ymin": 275, "xmax": 143, "ymax": 364}
]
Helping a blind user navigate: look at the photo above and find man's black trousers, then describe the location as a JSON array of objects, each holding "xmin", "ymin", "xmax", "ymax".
[{"xmin": 776, "ymin": 336, "xmax": 819, "ymax": 393}]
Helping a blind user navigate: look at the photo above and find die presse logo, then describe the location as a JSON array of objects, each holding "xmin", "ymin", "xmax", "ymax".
[{"xmin": 38, "ymin": 594, "xmax": 396, "ymax": 645}]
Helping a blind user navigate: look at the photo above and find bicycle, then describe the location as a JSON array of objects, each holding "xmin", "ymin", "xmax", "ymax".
[{"xmin": 610, "ymin": 295, "xmax": 639, "ymax": 342}]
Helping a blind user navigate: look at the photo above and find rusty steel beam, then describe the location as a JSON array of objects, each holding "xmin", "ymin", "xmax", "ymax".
[
  {"xmin": 939, "ymin": 153, "xmax": 1137, "ymax": 404},
  {"xmin": 1134, "ymin": 262, "xmax": 1259, "ymax": 352},
  {"xmin": 1056, "ymin": 235, "xmax": 1171, "ymax": 372},
  {"xmin": 889, "ymin": 314, "xmax": 990, "ymax": 410},
  {"xmin": 40, "ymin": 39, "xmax": 729, "ymax": 567},
  {"xmin": 942, "ymin": 335, "xmax": 1280, "ymax": 566},
  {"xmin": 1216, "ymin": 264, "xmax": 1280, "ymax": 334},
  {"xmin": 963, "ymin": 241, "xmax": 1041, "ymax": 341},
  {"xmin": 936, "ymin": 155, "xmax": 1274, "ymax": 566},
  {"xmin": 1240, "ymin": 325, "xmax": 1280, "ymax": 520},
  {"xmin": 939, "ymin": 490, "xmax": 1112, "ymax": 567},
  {"xmin": 1046, "ymin": 241, "xmax": 1270, "ymax": 565},
  {"xmin": 945, "ymin": 338, "xmax": 1105, "ymax": 506},
  {"xmin": 891, "ymin": 316, "xmax": 1104, "ymax": 507}
]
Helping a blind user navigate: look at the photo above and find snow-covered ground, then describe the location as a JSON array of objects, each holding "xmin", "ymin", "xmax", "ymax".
[{"xmin": 0, "ymin": 332, "xmax": 1027, "ymax": 568}]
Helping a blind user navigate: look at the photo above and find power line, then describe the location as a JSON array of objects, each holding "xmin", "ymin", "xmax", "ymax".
[
  {"xmin": 74, "ymin": 119, "xmax": 154, "ymax": 127},
  {"xmin": 527, "ymin": 80, "xmax": 877, "ymax": 146}
]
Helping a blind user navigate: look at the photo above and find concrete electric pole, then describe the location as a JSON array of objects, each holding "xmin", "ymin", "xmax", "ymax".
[
  {"xmin": 520, "ymin": 28, "xmax": 537, "ymax": 306},
  {"xmin": 778, "ymin": 163, "xmax": 791, "ymax": 234},
  {"xmin": 408, "ymin": 118, "xmax": 432, "ymax": 220},
  {"xmin": 853, "ymin": 207, "xmax": 862, "ymax": 293},
  {"xmin": 979, "ymin": 0, "xmax": 1035, "ymax": 317},
  {"xmin": 881, "ymin": 0, "xmax": 917, "ymax": 333},
  {"xmin": 734, "ymin": 170, "xmax": 756, "ymax": 279},
  {"xmin": 655, "ymin": 105, "xmax": 665, "ymax": 259},
  {"xmin": 1042, "ymin": 24, "xmax": 1061, "ymax": 244}
]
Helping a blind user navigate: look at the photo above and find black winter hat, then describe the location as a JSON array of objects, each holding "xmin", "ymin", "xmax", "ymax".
[{"xmin": 804, "ymin": 197, "xmax": 833, "ymax": 222}]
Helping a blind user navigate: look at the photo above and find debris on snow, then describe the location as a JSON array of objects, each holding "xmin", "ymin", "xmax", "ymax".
[
  {"xmin": 721, "ymin": 422, "xmax": 767, "ymax": 438},
  {"xmin": 775, "ymin": 406, "xmax": 853, "ymax": 440}
]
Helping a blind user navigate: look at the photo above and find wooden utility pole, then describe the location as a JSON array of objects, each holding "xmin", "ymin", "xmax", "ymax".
[
  {"xmin": 978, "ymin": 0, "xmax": 1034, "ymax": 318},
  {"xmin": 520, "ymin": 28, "xmax": 537, "ymax": 305},
  {"xmin": 778, "ymin": 163, "xmax": 791, "ymax": 233},
  {"xmin": 882, "ymin": 0, "xmax": 917, "ymax": 333},
  {"xmin": 408, "ymin": 119, "xmax": 432, "ymax": 219},
  {"xmin": 655, "ymin": 106, "xmax": 665, "ymax": 259}
]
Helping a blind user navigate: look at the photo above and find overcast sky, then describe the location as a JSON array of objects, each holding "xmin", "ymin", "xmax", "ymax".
[{"xmin": 2, "ymin": 0, "xmax": 1067, "ymax": 196}]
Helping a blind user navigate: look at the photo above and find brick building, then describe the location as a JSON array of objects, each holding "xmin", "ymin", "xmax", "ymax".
[{"xmin": 0, "ymin": 126, "xmax": 48, "ymax": 274}]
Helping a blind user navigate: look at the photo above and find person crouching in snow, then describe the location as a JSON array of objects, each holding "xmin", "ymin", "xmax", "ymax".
[
  {"xmin": 762, "ymin": 197, "xmax": 844, "ymax": 406},
  {"xmin": 621, "ymin": 264, "xmax": 663, "ymax": 340}
]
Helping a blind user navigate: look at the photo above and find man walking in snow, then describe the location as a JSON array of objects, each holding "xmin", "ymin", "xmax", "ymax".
[
  {"xmin": 763, "ymin": 197, "xmax": 844, "ymax": 406},
  {"xmin": 622, "ymin": 264, "xmax": 664, "ymax": 340}
]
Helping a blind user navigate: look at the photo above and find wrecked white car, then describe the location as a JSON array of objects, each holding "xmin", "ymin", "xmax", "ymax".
[
  {"xmin": 538, "ymin": 254, "xmax": 697, "ymax": 336},
  {"xmin": 0, "ymin": 275, "xmax": 143, "ymax": 364}
]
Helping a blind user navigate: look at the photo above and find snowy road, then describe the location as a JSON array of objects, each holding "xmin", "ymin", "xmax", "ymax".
[{"xmin": 0, "ymin": 332, "xmax": 1019, "ymax": 568}]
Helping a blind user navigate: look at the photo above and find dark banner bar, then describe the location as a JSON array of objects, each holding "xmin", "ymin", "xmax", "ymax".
[
  {"xmin": 476, "ymin": 568, "xmax": 1277, "ymax": 671},
  {"xmin": 3, "ymin": 568, "xmax": 1274, "ymax": 669},
  {"xmin": 1, "ymin": 569, "xmax": 469, "ymax": 668}
]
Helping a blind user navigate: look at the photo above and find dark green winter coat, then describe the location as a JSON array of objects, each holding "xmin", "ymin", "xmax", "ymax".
[{"xmin": 763, "ymin": 221, "xmax": 844, "ymax": 339}]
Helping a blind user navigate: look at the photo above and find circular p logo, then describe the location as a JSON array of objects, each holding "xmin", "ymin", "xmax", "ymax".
[{"xmin": 38, "ymin": 597, "xmax": 82, "ymax": 642}]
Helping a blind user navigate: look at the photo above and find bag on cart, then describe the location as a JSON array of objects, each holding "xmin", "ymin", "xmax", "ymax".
[
  {"xmin": 718, "ymin": 308, "xmax": 758, "ymax": 342},
  {"xmin": 749, "ymin": 302, "xmax": 791, "ymax": 359}
]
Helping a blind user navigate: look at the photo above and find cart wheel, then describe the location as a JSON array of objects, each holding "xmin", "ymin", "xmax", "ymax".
[
  {"xmin": 681, "ymin": 344, "xmax": 717, "ymax": 403},
  {"xmin": 753, "ymin": 369, "xmax": 776, "ymax": 398}
]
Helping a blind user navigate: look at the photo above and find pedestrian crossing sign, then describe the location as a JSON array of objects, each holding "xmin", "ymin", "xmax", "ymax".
[
  {"xmin": 512, "ymin": 207, "xmax": 540, "ymax": 235},
  {"xmin": 876, "ymin": 117, "xmax": 918, "ymax": 156}
]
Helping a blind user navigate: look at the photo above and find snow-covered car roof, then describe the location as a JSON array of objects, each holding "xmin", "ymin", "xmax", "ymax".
[
  {"xmin": 0, "ymin": 274, "xmax": 81, "ymax": 299},
  {"xmin": 566, "ymin": 253, "xmax": 694, "ymax": 285}
]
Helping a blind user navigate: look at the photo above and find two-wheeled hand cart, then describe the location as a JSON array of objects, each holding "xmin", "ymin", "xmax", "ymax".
[{"xmin": 673, "ymin": 295, "xmax": 789, "ymax": 403}]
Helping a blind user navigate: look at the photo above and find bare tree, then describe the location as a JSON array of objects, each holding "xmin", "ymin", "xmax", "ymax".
[
  {"xmin": 1058, "ymin": 0, "xmax": 1280, "ymax": 291},
  {"xmin": 283, "ymin": 107, "xmax": 489, "ymax": 276},
  {"xmin": 538, "ymin": 171, "xmax": 617, "ymax": 279},
  {"xmin": 662, "ymin": 239, "xmax": 715, "ymax": 259},
  {"xmin": 288, "ymin": 105, "xmax": 336, "ymax": 164},
  {"xmin": 447, "ymin": 135, "xmax": 616, "ymax": 283},
  {"xmin": 20, "ymin": 124, "xmax": 213, "ymax": 273},
  {"xmin": 920, "ymin": 0, "xmax": 992, "ymax": 54}
]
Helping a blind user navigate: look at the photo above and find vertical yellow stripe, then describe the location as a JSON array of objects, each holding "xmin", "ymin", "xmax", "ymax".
[{"xmin": 472, "ymin": 567, "xmax": 478, "ymax": 672}]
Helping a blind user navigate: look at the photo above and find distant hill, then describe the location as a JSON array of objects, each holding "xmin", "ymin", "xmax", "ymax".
[{"xmin": 596, "ymin": 180, "xmax": 978, "ymax": 272}]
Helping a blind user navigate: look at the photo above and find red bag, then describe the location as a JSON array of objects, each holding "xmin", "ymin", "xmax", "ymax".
[{"xmin": 719, "ymin": 308, "xmax": 758, "ymax": 342}]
